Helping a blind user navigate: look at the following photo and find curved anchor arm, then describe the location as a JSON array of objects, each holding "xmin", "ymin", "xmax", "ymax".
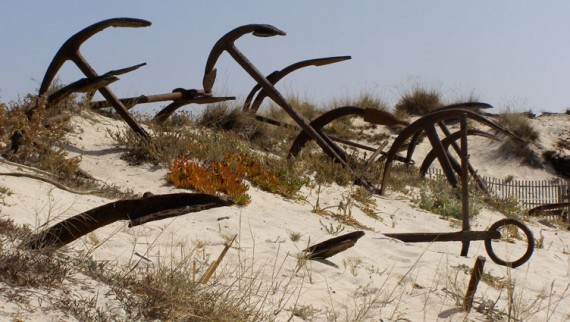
[
  {"xmin": 39, "ymin": 18, "xmax": 151, "ymax": 95},
  {"xmin": 203, "ymin": 24, "xmax": 286, "ymax": 93},
  {"xmin": 419, "ymin": 128, "xmax": 500, "ymax": 176},
  {"xmin": 380, "ymin": 106, "xmax": 523, "ymax": 195},
  {"xmin": 47, "ymin": 75, "xmax": 118, "ymax": 107},
  {"xmin": 404, "ymin": 102, "xmax": 524, "ymax": 163},
  {"xmin": 243, "ymin": 56, "xmax": 351, "ymax": 112},
  {"xmin": 25, "ymin": 193, "xmax": 233, "ymax": 250},
  {"xmin": 204, "ymin": 24, "xmax": 353, "ymax": 182}
]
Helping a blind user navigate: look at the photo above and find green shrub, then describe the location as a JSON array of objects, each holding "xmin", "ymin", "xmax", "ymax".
[{"xmin": 415, "ymin": 178, "xmax": 483, "ymax": 220}]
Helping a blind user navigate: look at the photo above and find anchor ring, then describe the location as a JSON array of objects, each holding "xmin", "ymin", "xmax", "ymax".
[{"xmin": 484, "ymin": 218, "xmax": 534, "ymax": 268}]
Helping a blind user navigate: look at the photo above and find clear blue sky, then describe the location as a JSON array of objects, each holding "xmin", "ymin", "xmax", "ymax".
[{"xmin": 1, "ymin": 1, "xmax": 569, "ymax": 114}]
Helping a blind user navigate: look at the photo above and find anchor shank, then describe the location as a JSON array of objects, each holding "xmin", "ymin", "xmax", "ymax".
[
  {"xmin": 226, "ymin": 44, "xmax": 347, "ymax": 165},
  {"xmin": 385, "ymin": 230, "xmax": 500, "ymax": 243},
  {"xmin": 460, "ymin": 112, "xmax": 470, "ymax": 256},
  {"xmin": 72, "ymin": 53, "xmax": 150, "ymax": 139}
]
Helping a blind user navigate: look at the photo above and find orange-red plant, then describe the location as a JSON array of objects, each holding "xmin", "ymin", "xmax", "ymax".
[
  {"xmin": 167, "ymin": 151, "xmax": 307, "ymax": 205},
  {"xmin": 224, "ymin": 153, "xmax": 281, "ymax": 193},
  {"xmin": 167, "ymin": 156, "xmax": 250, "ymax": 206}
]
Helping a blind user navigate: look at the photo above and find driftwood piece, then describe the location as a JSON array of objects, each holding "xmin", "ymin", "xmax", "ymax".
[
  {"xmin": 304, "ymin": 231, "xmax": 365, "ymax": 259},
  {"xmin": 25, "ymin": 193, "xmax": 234, "ymax": 250},
  {"xmin": 199, "ymin": 234, "xmax": 237, "ymax": 284},
  {"xmin": 463, "ymin": 256, "xmax": 486, "ymax": 312}
]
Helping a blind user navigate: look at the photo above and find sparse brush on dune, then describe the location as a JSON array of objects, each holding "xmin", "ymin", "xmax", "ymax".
[
  {"xmin": 2, "ymin": 86, "xmax": 570, "ymax": 321},
  {"xmin": 394, "ymin": 86, "xmax": 443, "ymax": 118},
  {"xmin": 497, "ymin": 111, "xmax": 543, "ymax": 167}
]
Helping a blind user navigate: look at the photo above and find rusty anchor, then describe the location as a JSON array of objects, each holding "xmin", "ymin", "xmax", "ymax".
[
  {"xmin": 203, "ymin": 25, "xmax": 349, "ymax": 165},
  {"xmin": 382, "ymin": 111, "xmax": 534, "ymax": 268},
  {"xmin": 37, "ymin": 17, "xmax": 151, "ymax": 139},
  {"xmin": 203, "ymin": 24, "xmax": 395, "ymax": 193},
  {"xmin": 380, "ymin": 106, "xmax": 524, "ymax": 195}
]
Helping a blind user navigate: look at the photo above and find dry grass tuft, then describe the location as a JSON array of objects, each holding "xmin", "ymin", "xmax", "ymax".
[
  {"xmin": 0, "ymin": 95, "xmax": 80, "ymax": 178},
  {"xmin": 0, "ymin": 94, "xmax": 126, "ymax": 197},
  {"xmin": 498, "ymin": 113, "xmax": 539, "ymax": 144},
  {"xmin": 497, "ymin": 112, "xmax": 542, "ymax": 166},
  {"xmin": 111, "ymin": 265, "xmax": 262, "ymax": 321},
  {"xmin": 196, "ymin": 102, "xmax": 268, "ymax": 144},
  {"xmin": 0, "ymin": 217, "xmax": 70, "ymax": 288},
  {"xmin": 394, "ymin": 87, "xmax": 443, "ymax": 117},
  {"xmin": 331, "ymin": 91, "xmax": 389, "ymax": 111}
]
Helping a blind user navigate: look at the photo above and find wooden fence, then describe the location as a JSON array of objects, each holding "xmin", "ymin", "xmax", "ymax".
[{"xmin": 425, "ymin": 168, "xmax": 570, "ymax": 210}]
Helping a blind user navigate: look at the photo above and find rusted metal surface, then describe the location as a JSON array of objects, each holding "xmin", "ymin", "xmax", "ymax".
[
  {"xmin": 91, "ymin": 89, "xmax": 234, "ymax": 110},
  {"xmin": 202, "ymin": 24, "xmax": 382, "ymax": 191},
  {"xmin": 205, "ymin": 24, "xmax": 516, "ymax": 197},
  {"xmin": 528, "ymin": 202, "xmax": 570, "ymax": 221},
  {"xmin": 384, "ymin": 230, "xmax": 500, "ymax": 243},
  {"xmin": 380, "ymin": 106, "xmax": 524, "ymax": 195},
  {"xmin": 25, "ymin": 193, "xmax": 234, "ymax": 250},
  {"xmin": 304, "ymin": 231, "xmax": 365, "ymax": 259},
  {"xmin": 418, "ymin": 128, "xmax": 499, "ymax": 193},
  {"xmin": 460, "ymin": 112, "xmax": 470, "ymax": 256},
  {"xmin": 484, "ymin": 218, "xmax": 534, "ymax": 268},
  {"xmin": 203, "ymin": 24, "xmax": 286, "ymax": 94},
  {"xmin": 403, "ymin": 102, "xmax": 494, "ymax": 164},
  {"xmin": 152, "ymin": 95, "xmax": 235, "ymax": 124},
  {"xmin": 242, "ymin": 56, "xmax": 351, "ymax": 113},
  {"xmin": 419, "ymin": 129, "xmax": 499, "ymax": 177},
  {"xmin": 385, "ymin": 218, "xmax": 533, "ymax": 268},
  {"xmin": 383, "ymin": 110, "xmax": 534, "ymax": 268},
  {"xmin": 47, "ymin": 75, "xmax": 118, "ymax": 107},
  {"xmin": 38, "ymin": 18, "xmax": 151, "ymax": 139},
  {"xmin": 288, "ymin": 106, "xmax": 408, "ymax": 159},
  {"xmin": 91, "ymin": 88, "xmax": 235, "ymax": 124}
]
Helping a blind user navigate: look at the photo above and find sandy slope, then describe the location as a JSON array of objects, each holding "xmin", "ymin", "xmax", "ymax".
[{"xmin": 1, "ymin": 111, "xmax": 569, "ymax": 321}]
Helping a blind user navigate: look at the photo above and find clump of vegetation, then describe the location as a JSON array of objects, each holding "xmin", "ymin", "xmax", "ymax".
[
  {"xmin": 384, "ymin": 164, "xmax": 424, "ymax": 193},
  {"xmin": 108, "ymin": 125, "xmax": 192, "ymax": 166},
  {"xmin": 485, "ymin": 195, "xmax": 525, "ymax": 219},
  {"xmin": 415, "ymin": 178, "xmax": 483, "ymax": 220},
  {"xmin": 167, "ymin": 155, "xmax": 251, "ymax": 205},
  {"xmin": 264, "ymin": 94, "xmax": 323, "ymax": 124},
  {"xmin": 196, "ymin": 102, "xmax": 267, "ymax": 143},
  {"xmin": 224, "ymin": 152, "xmax": 308, "ymax": 196},
  {"xmin": 394, "ymin": 86, "xmax": 443, "ymax": 117},
  {"xmin": 498, "ymin": 113, "xmax": 539, "ymax": 144},
  {"xmin": 309, "ymin": 187, "xmax": 373, "ymax": 231},
  {"xmin": 0, "ymin": 95, "xmax": 81, "ymax": 178},
  {"xmin": 0, "ymin": 217, "xmax": 70, "ymax": 288},
  {"xmin": 331, "ymin": 91, "xmax": 389, "ymax": 111},
  {"xmin": 167, "ymin": 151, "xmax": 309, "ymax": 205},
  {"xmin": 497, "ymin": 112, "xmax": 542, "ymax": 166},
  {"xmin": 109, "ymin": 261, "xmax": 266, "ymax": 321}
]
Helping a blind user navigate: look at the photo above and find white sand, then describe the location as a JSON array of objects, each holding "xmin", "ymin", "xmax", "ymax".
[{"xmin": 1, "ymin": 111, "xmax": 569, "ymax": 321}]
